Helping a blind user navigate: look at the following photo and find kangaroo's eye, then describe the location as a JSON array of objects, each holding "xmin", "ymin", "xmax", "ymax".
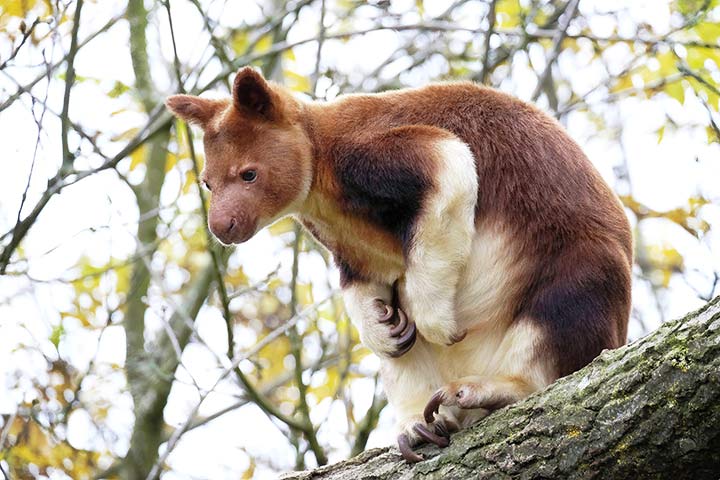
[
  {"xmin": 202, "ymin": 181, "xmax": 212, "ymax": 191},
  {"xmin": 241, "ymin": 169, "xmax": 257, "ymax": 183}
]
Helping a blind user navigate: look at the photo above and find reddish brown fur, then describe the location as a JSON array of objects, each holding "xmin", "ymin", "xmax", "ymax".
[{"xmin": 167, "ymin": 68, "xmax": 632, "ymax": 381}]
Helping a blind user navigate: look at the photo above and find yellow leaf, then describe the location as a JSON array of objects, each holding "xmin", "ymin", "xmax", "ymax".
[
  {"xmin": 561, "ymin": 38, "xmax": 581, "ymax": 53},
  {"xmin": 296, "ymin": 282, "xmax": 314, "ymax": 306},
  {"xmin": 689, "ymin": 77, "xmax": 720, "ymax": 110},
  {"xmin": 686, "ymin": 47, "xmax": 707, "ymax": 69},
  {"xmin": 674, "ymin": 0, "xmax": 708, "ymax": 15},
  {"xmin": 708, "ymin": 126, "xmax": 719, "ymax": 143},
  {"xmin": 655, "ymin": 51, "xmax": 678, "ymax": 76},
  {"xmin": 665, "ymin": 81, "xmax": 685, "ymax": 104},
  {"xmin": 253, "ymin": 33, "xmax": 273, "ymax": 54},
  {"xmin": 0, "ymin": 0, "xmax": 42, "ymax": 17},
  {"xmin": 241, "ymin": 460, "xmax": 256, "ymax": 480},
  {"xmin": 694, "ymin": 21, "xmax": 720, "ymax": 44},
  {"xmin": 610, "ymin": 74, "xmax": 634, "ymax": 93},
  {"xmin": 495, "ymin": 0, "xmax": 521, "ymax": 28},
  {"xmin": 182, "ymin": 169, "xmax": 196, "ymax": 194},
  {"xmin": 164, "ymin": 152, "xmax": 178, "ymax": 173},
  {"xmin": 268, "ymin": 217, "xmax": 295, "ymax": 236},
  {"xmin": 110, "ymin": 126, "xmax": 140, "ymax": 142},
  {"xmin": 283, "ymin": 48, "xmax": 296, "ymax": 62},
  {"xmin": 129, "ymin": 144, "xmax": 147, "ymax": 170},
  {"xmin": 226, "ymin": 266, "xmax": 249, "ymax": 288},
  {"xmin": 232, "ymin": 31, "xmax": 249, "ymax": 55},
  {"xmin": 260, "ymin": 294, "xmax": 280, "ymax": 315},
  {"xmin": 284, "ymin": 69, "xmax": 311, "ymax": 93}
]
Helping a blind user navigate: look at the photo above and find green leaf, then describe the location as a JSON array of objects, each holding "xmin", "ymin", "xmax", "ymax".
[
  {"xmin": 49, "ymin": 323, "xmax": 64, "ymax": 348},
  {"xmin": 107, "ymin": 80, "xmax": 130, "ymax": 98}
]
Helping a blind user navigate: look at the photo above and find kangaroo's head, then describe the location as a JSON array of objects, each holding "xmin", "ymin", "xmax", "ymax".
[{"xmin": 166, "ymin": 67, "xmax": 313, "ymax": 244}]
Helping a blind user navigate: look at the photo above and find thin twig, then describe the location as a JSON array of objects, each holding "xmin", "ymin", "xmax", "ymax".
[
  {"xmin": 144, "ymin": 295, "xmax": 334, "ymax": 480},
  {"xmin": 16, "ymin": 53, "xmax": 51, "ymax": 231},
  {"xmin": 0, "ymin": 17, "xmax": 43, "ymax": 71},
  {"xmin": 0, "ymin": 15, "xmax": 121, "ymax": 113},
  {"xmin": 184, "ymin": 124, "xmax": 235, "ymax": 358},
  {"xmin": 531, "ymin": 0, "xmax": 580, "ymax": 102},
  {"xmin": 311, "ymin": 0, "xmax": 327, "ymax": 92},
  {"xmin": 287, "ymin": 225, "xmax": 327, "ymax": 465},
  {"xmin": 0, "ymin": 104, "xmax": 170, "ymax": 264},
  {"xmin": 60, "ymin": 0, "xmax": 84, "ymax": 170},
  {"xmin": 479, "ymin": 0, "xmax": 498, "ymax": 84},
  {"xmin": 164, "ymin": 0, "xmax": 184, "ymax": 93}
]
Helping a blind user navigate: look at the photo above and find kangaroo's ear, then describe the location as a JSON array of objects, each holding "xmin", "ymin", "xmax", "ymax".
[
  {"xmin": 165, "ymin": 95, "xmax": 219, "ymax": 128},
  {"xmin": 233, "ymin": 66, "xmax": 277, "ymax": 119}
]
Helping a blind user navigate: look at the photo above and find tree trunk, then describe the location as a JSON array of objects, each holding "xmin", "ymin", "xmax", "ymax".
[{"xmin": 282, "ymin": 296, "xmax": 720, "ymax": 480}]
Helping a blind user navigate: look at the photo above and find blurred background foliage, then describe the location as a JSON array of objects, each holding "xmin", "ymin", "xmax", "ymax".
[{"xmin": 0, "ymin": 0, "xmax": 719, "ymax": 478}]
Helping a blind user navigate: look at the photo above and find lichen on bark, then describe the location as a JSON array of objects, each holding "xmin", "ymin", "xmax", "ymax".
[{"xmin": 282, "ymin": 296, "xmax": 720, "ymax": 480}]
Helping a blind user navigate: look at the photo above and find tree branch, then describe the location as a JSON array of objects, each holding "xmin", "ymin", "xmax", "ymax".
[
  {"xmin": 0, "ymin": 15, "xmax": 121, "ymax": 114},
  {"xmin": 531, "ymin": 0, "xmax": 580, "ymax": 102},
  {"xmin": 282, "ymin": 296, "xmax": 720, "ymax": 479},
  {"xmin": 60, "ymin": 0, "xmax": 84, "ymax": 171},
  {"xmin": 478, "ymin": 0, "xmax": 497, "ymax": 84}
]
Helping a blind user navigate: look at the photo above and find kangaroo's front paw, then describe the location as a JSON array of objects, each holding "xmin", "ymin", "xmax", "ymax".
[
  {"xmin": 396, "ymin": 414, "xmax": 458, "ymax": 463},
  {"xmin": 361, "ymin": 300, "xmax": 417, "ymax": 358}
]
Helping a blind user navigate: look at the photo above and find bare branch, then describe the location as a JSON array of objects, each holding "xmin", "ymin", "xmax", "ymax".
[
  {"xmin": 531, "ymin": 0, "xmax": 580, "ymax": 102},
  {"xmin": 0, "ymin": 15, "xmax": 121, "ymax": 113},
  {"xmin": 60, "ymin": 0, "xmax": 84, "ymax": 170},
  {"xmin": 479, "ymin": 0, "xmax": 497, "ymax": 84},
  {"xmin": 0, "ymin": 17, "xmax": 44, "ymax": 71},
  {"xmin": 145, "ymin": 295, "xmax": 336, "ymax": 480}
]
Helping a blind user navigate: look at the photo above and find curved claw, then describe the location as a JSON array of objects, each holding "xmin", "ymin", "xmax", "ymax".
[
  {"xmin": 414, "ymin": 424, "xmax": 449, "ymax": 448},
  {"xmin": 448, "ymin": 328, "xmax": 468, "ymax": 345},
  {"xmin": 389, "ymin": 308, "xmax": 408, "ymax": 337},
  {"xmin": 424, "ymin": 390, "xmax": 446, "ymax": 424},
  {"xmin": 389, "ymin": 323, "xmax": 417, "ymax": 358},
  {"xmin": 376, "ymin": 301, "xmax": 395, "ymax": 323},
  {"xmin": 434, "ymin": 421, "xmax": 452, "ymax": 439},
  {"xmin": 396, "ymin": 320, "xmax": 416, "ymax": 346},
  {"xmin": 398, "ymin": 433, "xmax": 423, "ymax": 463},
  {"xmin": 389, "ymin": 338, "xmax": 415, "ymax": 358}
]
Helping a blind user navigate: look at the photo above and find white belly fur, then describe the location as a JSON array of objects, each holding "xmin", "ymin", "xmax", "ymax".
[{"xmin": 423, "ymin": 224, "xmax": 549, "ymax": 389}]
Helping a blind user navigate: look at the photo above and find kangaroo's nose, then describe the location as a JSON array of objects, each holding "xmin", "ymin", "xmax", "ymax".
[{"xmin": 209, "ymin": 215, "xmax": 237, "ymax": 244}]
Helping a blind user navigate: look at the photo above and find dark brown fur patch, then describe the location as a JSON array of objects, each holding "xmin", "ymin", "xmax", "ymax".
[{"xmin": 332, "ymin": 127, "xmax": 444, "ymax": 253}]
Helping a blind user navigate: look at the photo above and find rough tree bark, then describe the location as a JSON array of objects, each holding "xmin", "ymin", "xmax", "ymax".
[{"xmin": 283, "ymin": 296, "xmax": 720, "ymax": 480}]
